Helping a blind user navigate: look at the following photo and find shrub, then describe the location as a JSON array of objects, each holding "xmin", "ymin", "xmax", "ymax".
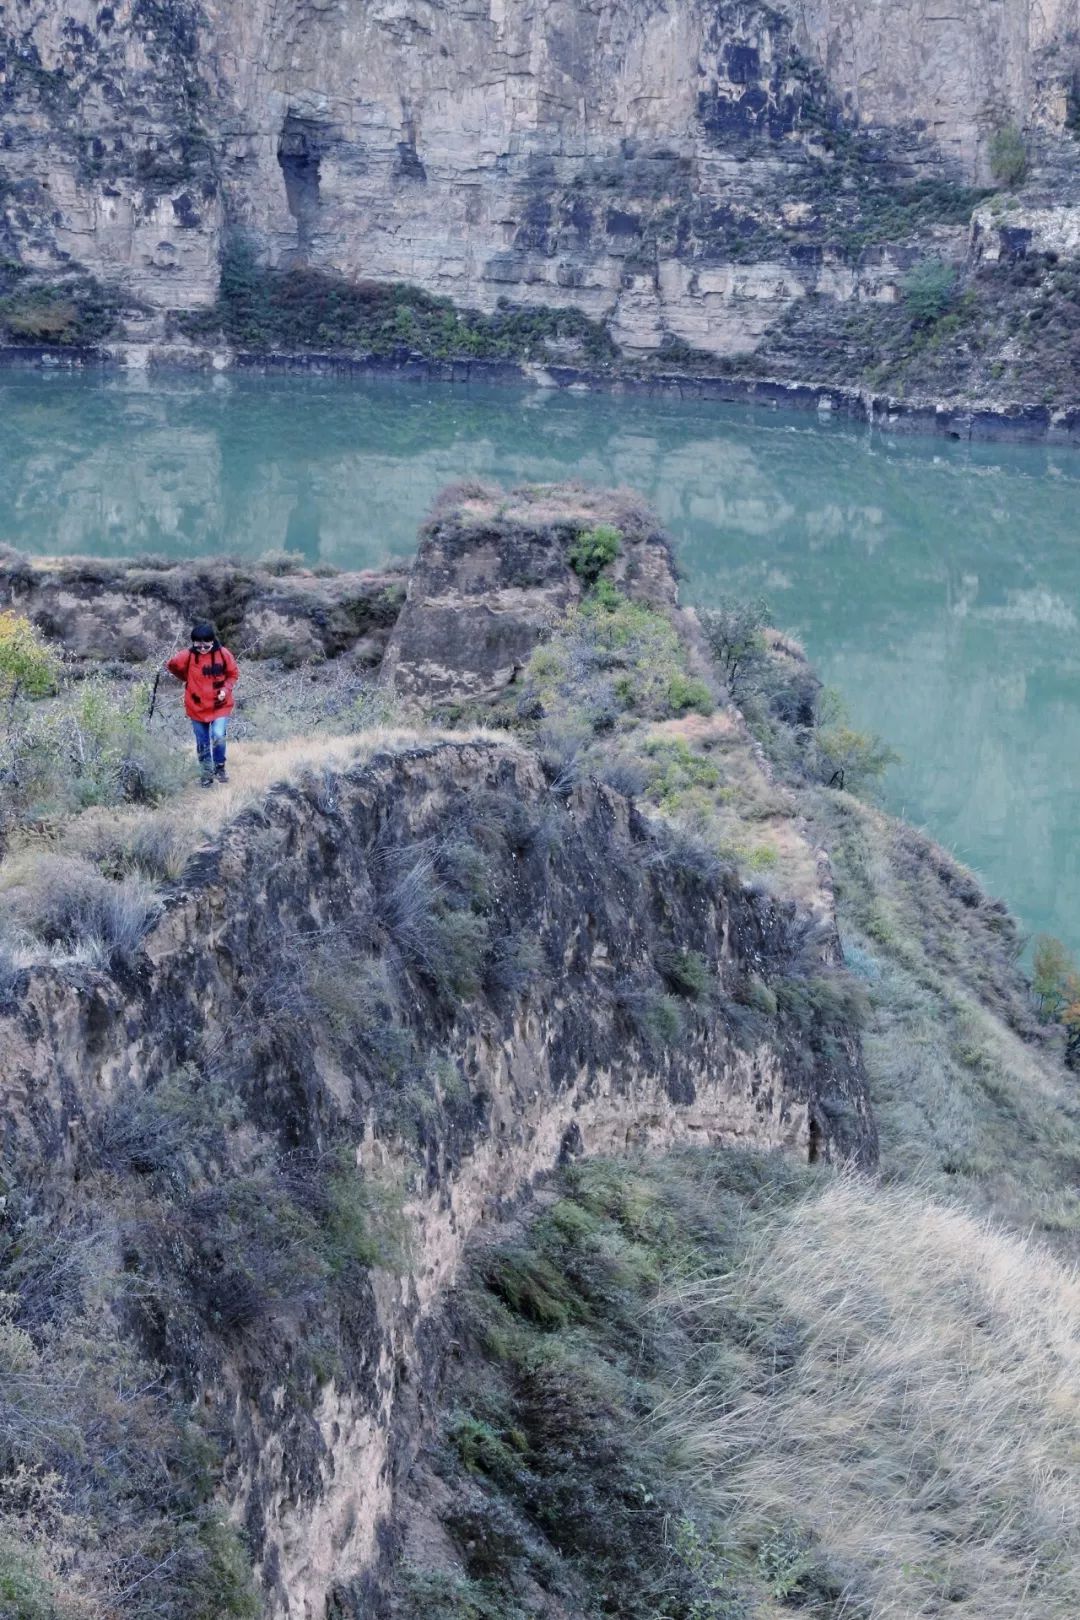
[
  {"xmin": 901, "ymin": 257, "xmax": 958, "ymax": 323},
  {"xmin": 525, "ymin": 587, "xmax": 705, "ymax": 731},
  {"xmin": 483, "ymin": 930, "xmax": 544, "ymax": 999},
  {"xmin": 0, "ymin": 854, "xmax": 159, "ymax": 966},
  {"xmin": 1030, "ymin": 934, "xmax": 1080, "ymax": 1065},
  {"xmin": 616, "ymin": 980, "xmax": 685, "ymax": 1047},
  {"xmin": 0, "ymin": 940, "xmax": 21, "ymax": 1007},
  {"xmin": 990, "ymin": 123, "xmax": 1029, "ymax": 187},
  {"xmin": 4, "ymin": 300, "xmax": 80, "ymax": 341},
  {"xmin": 665, "ymin": 671, "xmax": 714, "ymax": 716},
  {"xmin": 567, "ymin": 524, "xmax": 621, "ymax": 584},
  {"xmin": 0, "ymin": 613, "xmax": 60, "ymax": 709},
  {"xmin": 656, "ymin": 945, "xmax": 711, "ymax": 1000},
  {"xmin": 0, "ymin": 1527, "xmax": 65, "ymax": 1620},
  {"xmin": 432, "ymin": 908, "xmax": 490, "ymax": 1000},
  {"xmin": 642, "ymin": 736, "xmax": 722, "ymax": 810},
  {"xmin": 0, "ymin": 277, "xmax": 122, "ymax": 346},
  {"xmin": 179, "ymin": 240, "xmax": 618, "ymax": 363},
  {"xmin": 375, "ymin": 846, "xmax": 444, "ymax": 973},
  {"xmin": 2, "ymin": 675, "xmax": 185, "ymax": 824},
  {"xmin": 321, "ymin": 1154, "xmax": 409, "ymax": 1274}
]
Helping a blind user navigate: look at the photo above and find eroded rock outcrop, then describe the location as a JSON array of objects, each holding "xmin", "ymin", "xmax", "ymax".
[
  {"xmin": 381, "ymin": 483, "xmax": 679, "ymax": 704},
  {"xmin": 0, "ymin": 481, "xmax": 879, "ymax": 1617},
  {"xmin": 0, "ymin": 548, "xmax": 406, "ymax": 665}
]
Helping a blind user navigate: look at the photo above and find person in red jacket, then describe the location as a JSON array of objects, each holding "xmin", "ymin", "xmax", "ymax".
[{"xmin": 166, "ymin": 621, "xmax": 239, "ymax": 786}]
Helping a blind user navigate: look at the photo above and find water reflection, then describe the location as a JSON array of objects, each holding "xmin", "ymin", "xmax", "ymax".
[{"xmin": 2, "ymin": 370, "xmax": 1078, "ymax": 949}]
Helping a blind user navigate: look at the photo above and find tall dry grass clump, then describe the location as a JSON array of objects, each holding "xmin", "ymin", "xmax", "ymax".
[{"xmin": 653, "ymin": 1176, "xmax": 1080, "ymax": 1620}]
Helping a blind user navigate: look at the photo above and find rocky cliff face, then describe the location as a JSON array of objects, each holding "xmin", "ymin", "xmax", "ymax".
[
  {"xmin": 0, "ymin": 734, "xmax": 872, "ymax": 1617},
  {"xmin": 3, "ymin": 0, "xmax": 1080, "ymax": 384}
]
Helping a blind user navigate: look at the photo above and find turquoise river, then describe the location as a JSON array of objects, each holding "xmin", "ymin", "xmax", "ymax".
[{"xmin": 2, "ymin": 370, "xmax": 1078, "ymax": 953}]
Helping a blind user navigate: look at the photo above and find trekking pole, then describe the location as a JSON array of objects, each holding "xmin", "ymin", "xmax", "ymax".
[
  {"xmin": 146, "ymin": 666, "xmax": 163, "ymax": 726},
  {"xmin": 147, "ymin": 636, "xmax": 182, "ymax": 727}
]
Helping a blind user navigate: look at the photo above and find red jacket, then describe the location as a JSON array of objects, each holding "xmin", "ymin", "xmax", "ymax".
[{"xmin": 167, "ymin": 645, "xmax": 239, "ymax": 721}]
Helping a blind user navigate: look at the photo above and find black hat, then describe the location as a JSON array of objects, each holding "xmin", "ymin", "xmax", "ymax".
[{"xmin": 190, "ymin": 621, "xmax": 217, "ymax": 644}]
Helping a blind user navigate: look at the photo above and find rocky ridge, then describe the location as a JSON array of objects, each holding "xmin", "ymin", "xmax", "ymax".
[{"xmin": 0, "ymin": 488, "xmax": 873, "ymax": 1618}]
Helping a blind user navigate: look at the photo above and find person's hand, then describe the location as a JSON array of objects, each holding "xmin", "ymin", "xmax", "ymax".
[{"xmin": 215, "ymin": 688, "xmax": 226, "ymax": 706}]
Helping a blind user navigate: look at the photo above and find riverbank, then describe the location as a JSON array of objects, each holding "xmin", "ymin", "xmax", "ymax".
[{"xmin": 4, "ymin": 338, "xmax": 1079, "ymax": 448}]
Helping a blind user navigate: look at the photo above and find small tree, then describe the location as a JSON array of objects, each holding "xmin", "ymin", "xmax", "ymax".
[
  {"xmin": 815, "ymin": 690, "xmax": 898, "ymax": 792},
  {"xmin": 699, "ymin": 597, "xmax": 769, "ymax": 692},
  {"xmin": 990, "ymin": 124, "xmax": 1028, "ymax": 188},
  {"xmin": 1031, "ymin": 934, "xmax": 1080, "ymax": 1069},
  {"xmin": 567, "ymin": 523, "xmax": 621, "ymax": 584},
  {"xmin": 1032, "ymin": 934, "xmax": 1074, "ymax": 1018},
  {"xmin": 901, "ymin": 258, "xmax": 958, "ymax": 324}
]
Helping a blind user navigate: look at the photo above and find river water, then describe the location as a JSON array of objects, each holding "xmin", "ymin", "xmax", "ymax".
[{"xmin": 3, "ymin": 370, "xmax": 1078, "ymax": 951}]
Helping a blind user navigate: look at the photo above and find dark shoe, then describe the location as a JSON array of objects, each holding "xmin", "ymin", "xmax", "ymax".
[
  {"xmin": 214, "ymin": 766, "xmax": 229, "ymax": 783},
  {"xmin": 200, "ymin": 772, "xmax": 215, "ymax": 789}
]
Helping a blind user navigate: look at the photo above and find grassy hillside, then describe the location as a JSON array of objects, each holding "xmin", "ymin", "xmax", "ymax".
[{"xmin": 388, "ymin": 1151, "xmax": 1080, "ymax": 1620}]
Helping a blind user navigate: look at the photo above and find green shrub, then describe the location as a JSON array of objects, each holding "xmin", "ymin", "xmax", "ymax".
[
  {"xmin": 0, "ymin": 276, "xmax": 122, "ymax": 346},
  {"xmin": 0, "ymin": 613, "xmax": 60, "ymax": 707},
  {"xmin": 1032, "ymin": 934, "xmax": 1075, "ymax": 1018},
  {"xmin": 2, "ymin": 675, "xmax": 185, "ymax": 825},
  {"xmin": 0, "ymin": 1530, "xmax": 58, "ymax": 1620},
  {"xmin": 322, "ymin": 1154, "xmax": 409, "ymax": 1273},
  {"xmin": 395, "ymin": 1566, "xmax": 512, "ymax": 1620},
  {"xmin": 432, "ymin": 908, "xmax": 490, "ymax": 1000},
  {"xmin": 448, "ymin": 1414, "xmax": 522, "ymax": 1481},
  {"xmin": 901, "ymin": 258, "xmax": 958, "ymax": 323},
  {"xmin": 525, "ymin": 587, "xmax": 704, "ymax": 731},
  {"xmin": 485, "ymin": 1250, "xmax": 578, "ymax": 1329},
  {"xmin": 1030, "ymin": 935, "xmax": 1080, "ymax": 1065},
  {"xmin": 617, "ymin": 981, "xmax": 686, "ymax": 1048},
  {"xmin": 189, "ymin": 1517, "xmax": 260, "ymax": 1620},
  {"xmin": 656, "ymin": 946, "xmax": 711, "ymax": 1000},
  {"xmin": 815, "ymin": 691, "xmax": 898, "ymax": 791},
  {"xmin": 665, "ymin": 671, "xmax": 714, "ymax": 716},
  {"xmin": 179, "ymin": 240, "xmax": 618, "ymax": 364},
  {"xmin": 990, "ymin": 124, "xmax": 1029, "ymax": 187},
  {"xmin": 567, "ymin": 523, "xmax": 621, "ymax": 584},
  {"xmin": 643, "ymin": 736, "xmax": 722, "ymax": 809}
]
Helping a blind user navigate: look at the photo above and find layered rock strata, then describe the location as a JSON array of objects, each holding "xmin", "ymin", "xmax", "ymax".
[{"xmin": 3, "ymin": 0, "xmax": 1080, "ymax": 380}]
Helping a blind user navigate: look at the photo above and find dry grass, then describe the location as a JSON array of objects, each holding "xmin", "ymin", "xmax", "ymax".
[
  {"xmin": 807, "ymin": 787, "xmax": 1080, "ymax": 1243},
  {"xmin": 653, "ymin": 1175, "xmax": 1080, "ymax": 1620},
  {"xmin": 428, "ymin": 479, "xmax": 660, "ymax": 539},
  {"xmin": 1, "ymin": 725, "xmax": 516, "ymax": 968}
]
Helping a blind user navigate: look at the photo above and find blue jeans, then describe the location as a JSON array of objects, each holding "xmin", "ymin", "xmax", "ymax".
[{"xmin": 191, "ymin": 716, "xmax": 228, "ymax": 772}]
